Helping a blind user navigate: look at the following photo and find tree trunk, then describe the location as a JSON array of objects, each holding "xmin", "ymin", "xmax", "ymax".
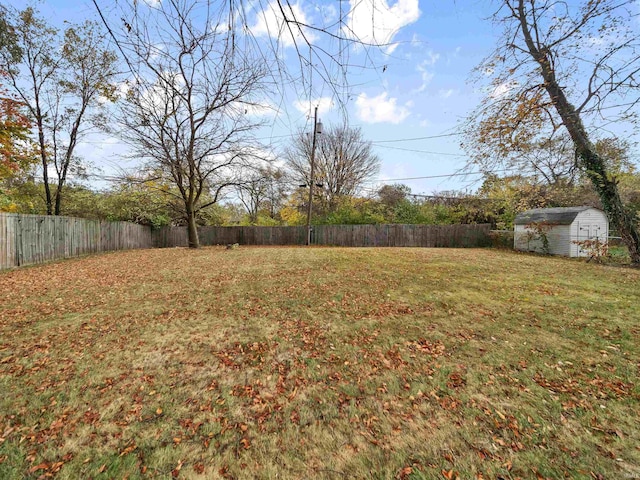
[
  {"xmin": 54, "ymin": 105, "xmax": 86, "ymax": 216},
  {"xmin": 516, "ymin": 0, "xmax": 640, "ymax": 264},
  {"xmin": 36, "ymin": 108, "xmax": 52, "ymax": 215},
  {"xmin": 578, "ymin": 149, "xmax": 640, "ymax": 263},
  {"xmin": 186, "ymin": 206, "xmax": 200, "ymax": 249},
  {"xmin": 544, "ymin": 84, "xmax": 640, "ymax": 264},
  {"xmin": 54, "ymin": 185, "xmax": 63, "ymax": 216}
]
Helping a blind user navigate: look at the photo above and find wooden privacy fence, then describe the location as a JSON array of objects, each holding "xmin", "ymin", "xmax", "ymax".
[
  {"xmin": 0, "ymin": 213, "xmax": 154, "ymax": 269},
  {"xmin": 153, "ymin": 224, "xmax": 492, "ymax": 248},
  {"xmin": 152, "ymin": 225, "xmax": 308, "ymax": 248},
  {"xmin": 1, "ymin": 215, "xmax": 491, "ymax": 270}
]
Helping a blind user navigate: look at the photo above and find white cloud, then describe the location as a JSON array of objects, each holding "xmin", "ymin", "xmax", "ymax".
[
  {"xmin": 355, "ymin": 92, "xmax": 410, "ymax": 124},
  {"xmin": 317, "ymin": 3, "xmax": 338, "ymax": 23},
  {"xmin": 294, "ymin": 97, "xmax": 334, "ymax": 117},
  {"xmin": 250, "ymin": 1, "xmax": 317, "ymax": 49},
  {"xmin": 412, "ymin": 56, "xmax": 438, "ymax": 93},
  {"xmin": 439, "ymin": 89, "xmax": 455, "ymax": 99},
  {"xmin": 424, "ymin": 50, "xmax": 440, "ymax": 66},
  {"xmin": 116, "ymin": 80, "xmax": 133, "ymax": 99},
  {"xmin": 490, "ymin": 80, "xmax": 518, "ymax": 98},
  {"xmin": 344, "ymin": 0, "xmax": 421, "ymax": 53},
  {"xmin": 414, "ymin": 72, "xmax": 434, "ymax": 93}
]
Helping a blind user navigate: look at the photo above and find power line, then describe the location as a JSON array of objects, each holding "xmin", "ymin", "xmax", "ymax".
[
  {"xmin": 362, "ymin": 168, "xmax": 531, "ymax": 184},
  {"xmin": 80, "ymin": 167, "xmax": 526, "ymax": 185},
  {"xmin": 77, "ymin": 130, "xmax": 462, "ymax": 147},
  {"xmin": 372, "ymin": 132, "xmax": 460, "ymax": 143},
  {"xmin": 370, "ymin": 144, "xmax": 466, "ymax": 156},
  {"xmin": 358, "ymin": 184, "xmax": 492, "ymax": 201},
  {"xmin": 254, "ymin": 129, "xmax": 462, "ymax": 145}
]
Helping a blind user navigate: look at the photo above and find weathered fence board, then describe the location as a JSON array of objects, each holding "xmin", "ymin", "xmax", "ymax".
[
  {"xmin": 1, "ymin": 214, "xmax": 491, "ymax": 270},
  {"xmin": 0, "ymin": 213, "xmax": 154, "ymax": 270},
  {"xmin": 153, "ymin": 224, "xmax": 491, "ymax": 248}
]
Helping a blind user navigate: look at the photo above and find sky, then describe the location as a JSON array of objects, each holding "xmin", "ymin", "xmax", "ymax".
[{"xmin": 5, "ymin": 0, "xmax": 638, "ymax": 198}]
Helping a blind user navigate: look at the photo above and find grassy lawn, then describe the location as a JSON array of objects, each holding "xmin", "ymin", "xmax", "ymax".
[{"xmin": 0, "ymin": 247, "xmax": 638, "ymax": 479}]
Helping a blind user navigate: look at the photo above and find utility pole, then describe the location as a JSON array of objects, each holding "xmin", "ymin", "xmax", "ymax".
[{"xmin": 306, "ymin": 106, "xmax": 322, "ymax": 246}]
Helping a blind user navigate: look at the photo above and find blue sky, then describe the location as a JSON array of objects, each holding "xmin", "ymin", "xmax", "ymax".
[
  {"xmin": 242, "ymin": 0, "xmax": 500, "ymax": 195},
  {"xmin": 10, "ymin": 0, "xmax": 635, "ymax": 198}
]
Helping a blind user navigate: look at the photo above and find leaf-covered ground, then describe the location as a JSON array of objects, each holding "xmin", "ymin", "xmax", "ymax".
[{"xmin": 0, "ymin": 247, "xmax": 638, "ymax": 479}]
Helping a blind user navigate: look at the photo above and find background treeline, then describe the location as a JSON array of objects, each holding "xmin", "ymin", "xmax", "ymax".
[{"xmin": 3, "ymin": 166, "xmax": 639, "ymax": 230}]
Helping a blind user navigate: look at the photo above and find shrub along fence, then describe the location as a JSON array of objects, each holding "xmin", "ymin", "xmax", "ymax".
[
  {"xmin": 0, "ymin": 213, "xmax": 153, "ymax": 269},
  {"xmin": 153, "ymin": 224, "xmax": 492, "ymax": 248}
]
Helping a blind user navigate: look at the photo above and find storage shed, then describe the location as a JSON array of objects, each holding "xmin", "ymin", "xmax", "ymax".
[{"xmin": 513, "ymin": 206, "xmax": 608, "ymax": 257}]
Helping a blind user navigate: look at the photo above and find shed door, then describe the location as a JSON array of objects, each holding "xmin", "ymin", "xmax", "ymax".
[
  {"xmin": 578, "ymin": 224, "xmax": 591, "ymax": 239},
  {"xmin": 579, "ymin": 224, "xmax": 602, "ymax": 240},
  {"xmin": 577, "ymin": 224, "xmax": 591, "ymax": 255}
]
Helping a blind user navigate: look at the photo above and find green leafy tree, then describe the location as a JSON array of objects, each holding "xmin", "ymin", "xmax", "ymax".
[
  {"xmin": 0, "ymin": 77, "xmax": 38, "ymax": 211},
  {"xmin": 0, "ymin": 6, "xmax": 117, "ymax": 215}
]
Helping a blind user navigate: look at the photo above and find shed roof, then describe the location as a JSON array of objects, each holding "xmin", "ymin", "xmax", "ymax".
[{"xmin": 514, "ymin": 206, "xmax": 601, "ymax": 225}]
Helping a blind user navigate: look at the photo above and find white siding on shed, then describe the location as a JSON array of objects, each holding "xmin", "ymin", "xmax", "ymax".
[
  {"xmin": 513, "ymin": 207, "xmax": 609, "ymax": 257},
  {"xmin": 549, "ymin": 225, "xmax": 571, "ymax": 256},
  {"xmin": 514, "ymin": 224, "xmax": 571, "ymax": 255},
  {"xmin": 571, "ymin": 209, "xmax": 608, "ymax": 257}
]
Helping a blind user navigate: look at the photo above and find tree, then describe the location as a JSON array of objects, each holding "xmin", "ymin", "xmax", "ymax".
[
  {"xmin": 0, "ymin": 16, "xmax": 37, "ymax": 211},
  {"xmin": 236, "ymin": 166, "xmax": 288, "ymax": 224},
  {"xmin": 464, "ymin": 0, "xmax": 640, "ymax": 263},
  {"xmin": 285, "ymin": 124, "xmax": 380, "ymax": 214},
  {"xmin": 115, "ymin": 0, "xmax": 268, "ymax": 248},
  {"xmin": 378, "ymin": 183, "xmax": 411, "ymax": 208},
  {"xmin": 0, "ymin": 78, "xmax": 34, "ymax": 182},
  {"xmin": 0, "ymin": 7, "xmax": 117, "ymax": 215},
  {"xmin": 61, "ymin": 178, "xmax": 175, "ymax": 228},
  {"xmin": 0, "ymin": 89, "xmax": 38, "ymax": 212}
]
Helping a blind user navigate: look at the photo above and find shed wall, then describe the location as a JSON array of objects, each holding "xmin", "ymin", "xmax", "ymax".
[
  {"xmin": 514, "ymin": 224, "xmax": 570, "ymax": 255},
  {"xmin": 514, "ymin": 208, "xmax": 609, "ymax": 257},
  {"xmin": 570, "ymin": 209, "xmax": 609, "ymax": 257},
  {"xmin": 549, "ymin": 225, "xmax": 571, "ymax": 256}
]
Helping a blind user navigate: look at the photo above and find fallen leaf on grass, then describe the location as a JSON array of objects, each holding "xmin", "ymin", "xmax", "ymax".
[
  {"xmin": 442, "ymin": 469, "xmax": 460, "ymax": 480},
  {"xmin": 29, "ymin": 463, "xmax": 48, "ymax": 473},
  {"xmin": 120, "ymin": 443, "xmax": 137, "ymax": 456},
  {"xmin": 396, "ymin": 466, "xmax": 412, "ymax": 479},
  {"xmin": 171, "ymin": 460, "xmax": 184, "ymax": 478}
]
